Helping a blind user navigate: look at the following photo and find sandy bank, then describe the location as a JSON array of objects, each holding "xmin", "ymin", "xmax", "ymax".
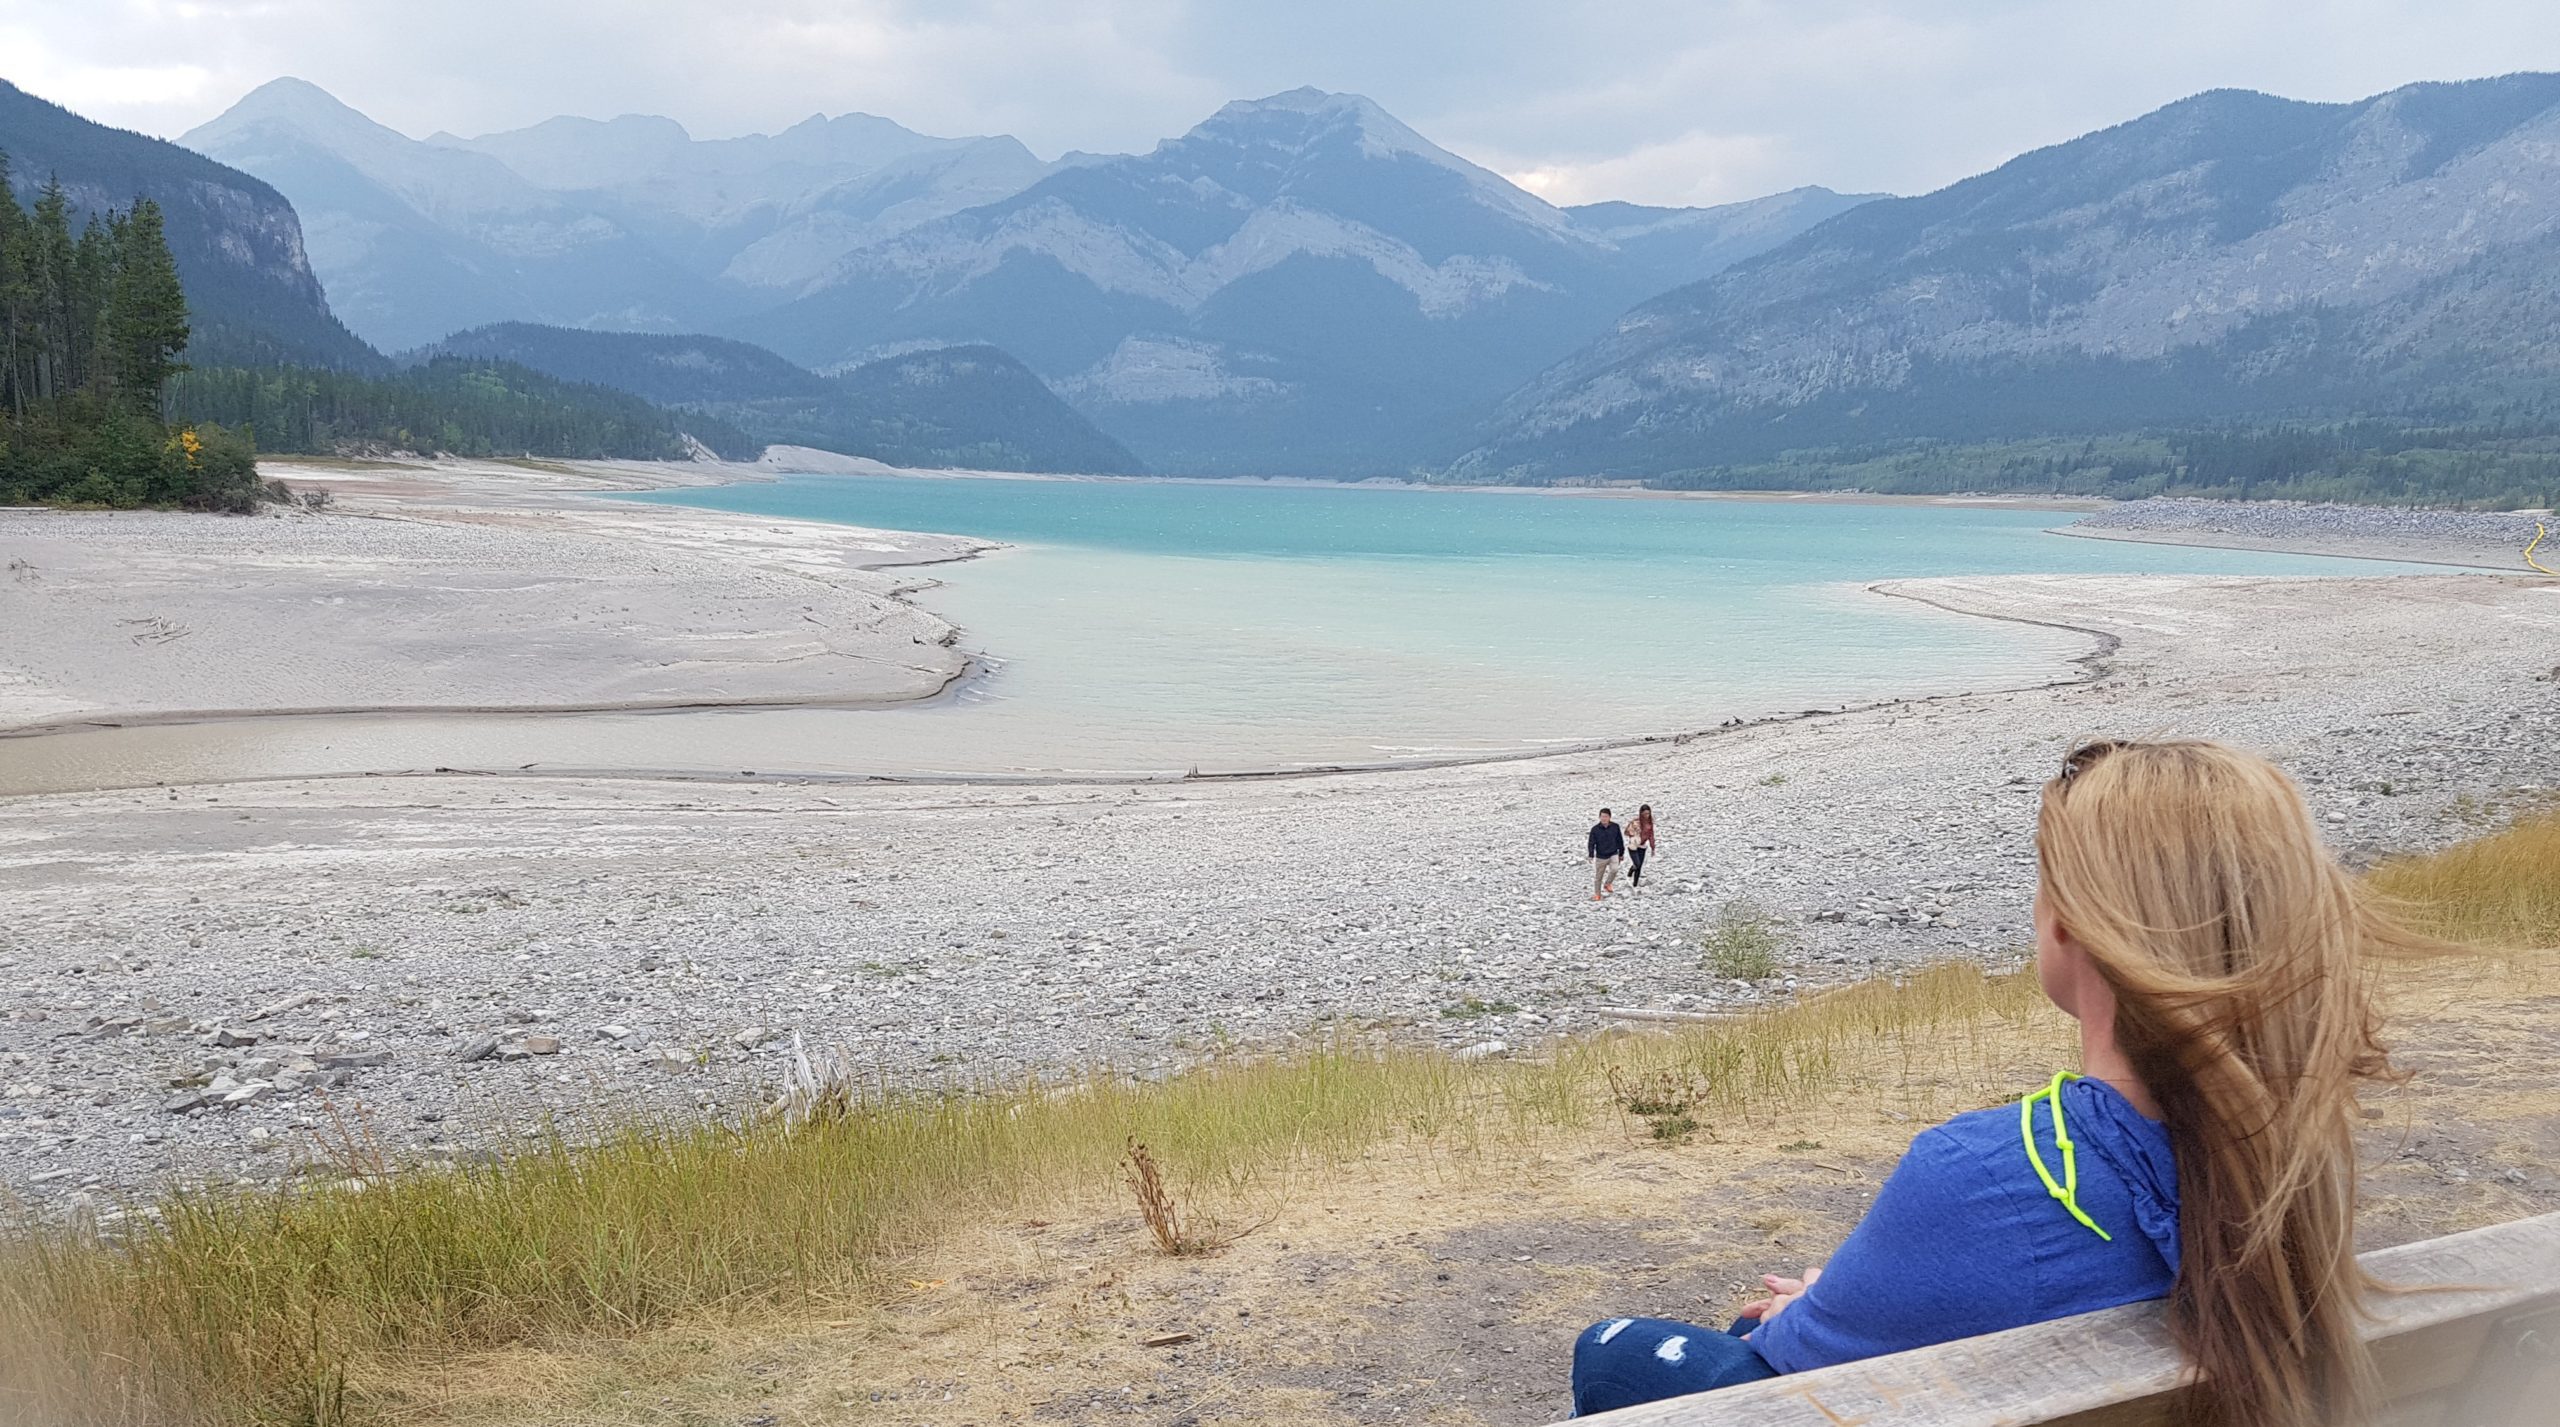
[{"xmin": 0, "ymin": 456, "xmax": 994, "ymax": 734}]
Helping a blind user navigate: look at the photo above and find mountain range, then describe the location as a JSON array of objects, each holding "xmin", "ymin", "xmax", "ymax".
[
  {"xmin": 17, "ymin": 68, "xmax": 2560, "ymax": 493},
  {"xmin": 1458, "ymin": 73, "xmax": 2560, "ymax": 480},
  {"xmin": 177, "ymin": 80, "xmax": 1875, "ymax": 474},
  {"xmin": 0, "ymin": 81, "xmax": 1143, "ymax": 472}
]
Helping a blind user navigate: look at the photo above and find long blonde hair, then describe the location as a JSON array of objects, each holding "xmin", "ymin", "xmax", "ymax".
[{"xmin": 2036, "ymin": 739, "xmax": 2448, "ymax": 1427}]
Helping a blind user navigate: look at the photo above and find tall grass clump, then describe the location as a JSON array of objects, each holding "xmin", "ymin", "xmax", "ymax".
[
  {"xmin": 2367, "ymin": 809, "xmax": 2560, "ymax": 950},
  {"xmin": 1695, "ymin": 900, "xmax": 1788, "ymax": 981}
]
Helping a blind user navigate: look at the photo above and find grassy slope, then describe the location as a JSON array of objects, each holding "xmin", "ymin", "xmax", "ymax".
[{"xmin": 3, "ymin": 815, "xmax": 2552, "ymax": 1426}]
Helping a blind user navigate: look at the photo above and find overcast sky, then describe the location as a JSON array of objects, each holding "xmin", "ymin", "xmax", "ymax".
[{"xmin": 15, "ymin": 1, "xmax": 2560, "ymax": 206}]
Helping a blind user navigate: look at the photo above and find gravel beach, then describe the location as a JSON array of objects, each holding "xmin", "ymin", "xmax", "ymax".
[
  {"xmin": 1, "ymin": 522, "xmax": 2553, "ymax": 1210},
  {"xmin": 2065, "ymin": 496, "xmax": 2552, "ymax": 569}
]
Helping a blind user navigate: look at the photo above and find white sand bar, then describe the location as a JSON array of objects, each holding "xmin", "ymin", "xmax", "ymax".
[{"xmin": 0, "ymin": 457, "xmax": 991, "ymax": 732}]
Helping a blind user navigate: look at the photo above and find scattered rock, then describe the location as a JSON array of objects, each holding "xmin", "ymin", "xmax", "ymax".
[
  {"xmin": 454, "ymin": 1035, "xmax": 500, "ymax": 1064},
  {"xmin": 210, "ymin": 1027, "xmax": 259, "ymax": 1048},
  {"xmin": 520, "ymin": 1035, "xmax": 562, "ymax": 1055}
]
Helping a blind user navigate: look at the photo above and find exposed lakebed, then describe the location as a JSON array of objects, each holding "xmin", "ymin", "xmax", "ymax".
[{"xmin": 0, "ymin": 476, "xmax": 2459, "ymax": 793}]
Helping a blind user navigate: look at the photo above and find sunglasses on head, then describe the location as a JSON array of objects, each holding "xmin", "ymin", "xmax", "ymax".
[{"xmin": 2058, "ymin": 739, "xmax": 2133, "ymax": 784}]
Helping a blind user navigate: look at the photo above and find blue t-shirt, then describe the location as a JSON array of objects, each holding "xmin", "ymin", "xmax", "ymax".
[{"xmin": 1748, "ymin": 1076, "xmax": 2181, "ymax": 1374}]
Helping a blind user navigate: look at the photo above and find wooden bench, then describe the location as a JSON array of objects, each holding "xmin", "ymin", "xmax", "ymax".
[{"xmin": 1570, "ymin": 1211, "xmax": 2560, "ymax": 1426}]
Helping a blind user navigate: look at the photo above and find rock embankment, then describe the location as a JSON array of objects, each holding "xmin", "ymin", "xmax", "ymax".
[{"xmin": 2066, "ymin": 497, "xmax": 2548, "ymax": 569}]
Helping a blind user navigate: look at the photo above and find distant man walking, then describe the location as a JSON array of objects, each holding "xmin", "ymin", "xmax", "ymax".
[{"xmin": 1587, "ymin": 808, "xmax": 1626, "ymax": 900}]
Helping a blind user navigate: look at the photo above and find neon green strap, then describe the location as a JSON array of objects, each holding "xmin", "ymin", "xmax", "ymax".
[{"xmin": 2020, "ymin": 1071, "xmax": 2113, "ymax": 1242}]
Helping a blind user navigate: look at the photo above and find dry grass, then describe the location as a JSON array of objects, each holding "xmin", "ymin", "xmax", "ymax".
[
  {"xmin": 2369, "ymin": 809, "xmax": 2560, "ymax": 951},
  {"xmin": 2, "ymin": 809, "xmax": 2549, "ymax": 1427}
]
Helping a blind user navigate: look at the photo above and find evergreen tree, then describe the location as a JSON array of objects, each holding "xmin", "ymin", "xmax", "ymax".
[
  {"xmin": 0, "ymin": 150, "xmax": 25, "ymax": 417},
  {"xmin": 102, "ymin": 199, "xmax": 187, "ymax": 413},
  {"xmin": 28, "ymin": 177, "xmax": 72, "ymax": 401}
]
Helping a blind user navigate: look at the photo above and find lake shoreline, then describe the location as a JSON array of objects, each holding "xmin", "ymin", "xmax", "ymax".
[{"xmin": 0, "ymin": 452, "xmax": 2521, "ymax": 793}]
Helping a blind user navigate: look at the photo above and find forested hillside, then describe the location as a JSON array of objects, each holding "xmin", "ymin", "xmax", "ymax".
[
  {"xmin": 0, "ymin": 78, "xmax": 374, "ymax": 370},
  {"xmin": 427, "ymin": 323, "xmax": 1141, "ymax": 473},
  {"xmin": 171, "ymin": 359, "xmax": 756, "ymax": 462}
]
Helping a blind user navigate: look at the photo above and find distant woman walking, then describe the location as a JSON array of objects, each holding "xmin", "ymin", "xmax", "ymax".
[
  {"xmin": 1586, "ymin": 808, "xmax": 1626, "ymax": 900},
  {"xmin": 1625, "ymin": 805, "xmax": 1658, "ymax": 889}
]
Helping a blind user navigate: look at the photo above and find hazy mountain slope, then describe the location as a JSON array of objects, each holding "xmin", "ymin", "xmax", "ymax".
[
  {"xmin": 436, "ymin": 111, "xmax": 1048, "ymax": 289},
  {"xmin": 1564, "ymin": 186, "xmax": 1880, "ymax": 293},
  {"xmin": 181, "ymin": 81, "xmax": 1054, "ymax": 351},
  {"xmin": 0, "ymin": 77, "xmax": 375, "ymax": 369},
  {"xmin": 738, "ymin": 88, "xmax": 1858, "ymax": 475},
  {"xmin": 425, "ymin": 324, "xmax": 1140, "ymax": 474},
  {"xmin": 182, "ymin": 79, "xmax": 738, "ymax": 349},
  {"xmin": 1460, "ymin": 73, "xmax": 2560, "ymax": 478},
  {"xmin": 718, "ymin": 137, "xmax": 1052, "ymax": 291},
  {"xmin": 823, "ymin": 346, "xmax": 1143, "ymax": 474},
  {"xmin": 426, "ymin": 322, "xmax": 832, "ymax": 404}
]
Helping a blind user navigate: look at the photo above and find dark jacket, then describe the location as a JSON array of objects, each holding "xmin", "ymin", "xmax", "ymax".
[{"xmin": 1588, "ymin": 821, "xmax": 1625, "ymax": 858}]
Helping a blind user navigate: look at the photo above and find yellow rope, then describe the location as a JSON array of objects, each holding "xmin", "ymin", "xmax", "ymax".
[{"xmin": 2528, "ymin": 521, "xmax": 2555, "ymax": 576}]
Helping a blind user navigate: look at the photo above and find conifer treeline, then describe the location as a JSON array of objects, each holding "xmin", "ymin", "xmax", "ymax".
[
  {"xmin": 1, "ymin": 148, "xmax": 261, "ymax": 509},
  {"xmin": 169, "ymin": 360, "xmax": 758, "ymax": 463}
]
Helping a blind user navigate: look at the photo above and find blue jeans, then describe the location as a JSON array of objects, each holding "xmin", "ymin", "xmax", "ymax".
[{"xmin": 1570, "ymin": 1314, "xmax": 1777, "ymax": 1416}]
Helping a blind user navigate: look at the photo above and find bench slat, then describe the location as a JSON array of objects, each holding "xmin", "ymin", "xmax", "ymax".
[{"xmin": 1564, "ymin": 1211, "xmax": 2560, "ymax": 1427}]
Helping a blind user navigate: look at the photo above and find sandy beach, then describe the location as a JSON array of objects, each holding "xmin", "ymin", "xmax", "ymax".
[{"xmin": 0, "ymin": 454, "xmax": 2553, "ymax": 1208}]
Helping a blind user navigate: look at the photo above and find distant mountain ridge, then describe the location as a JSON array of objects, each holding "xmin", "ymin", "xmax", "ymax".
[
  {"xmin": 1459, "ymin": 73, "xmax": 2560, "ymax": 479},
  {"xmin": 426, "ymin": 323, "xmax": 1142, "ymax": 474},
  {"xmin": 0, "ymin": 78, "xmax": 374, "ymax": 369},
  {"xmin": 181, "ymin": 78, "xmax": 1050, "ymax": 350},
  {"xmin": 177, "ymin": 80, "xmax": 1874, "ymax": 475},
  {"xmin": 737, "ymin": 88, "xmax": 1875, "ymax": 473}
]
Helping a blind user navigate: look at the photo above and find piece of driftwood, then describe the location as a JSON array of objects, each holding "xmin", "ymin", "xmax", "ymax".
[
  {"xmin": 1563, "ymin": 1211, "xmax": 2560, "ymax": 1427},
  {"xmin": 1593, "ymin": 1006, "xmax": 1723, "ymax": 1025}
]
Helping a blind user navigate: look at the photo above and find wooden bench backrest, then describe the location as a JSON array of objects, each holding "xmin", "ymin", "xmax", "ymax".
[{"xmin": 1568, "ymin": 1211, "xmax": 2560, "ymax": 1427}]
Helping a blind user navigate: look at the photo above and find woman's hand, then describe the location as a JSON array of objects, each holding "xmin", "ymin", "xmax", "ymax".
[{"xmin": 1738, "ymin": 1266, "xmax": 1823, "ymax": 1324}]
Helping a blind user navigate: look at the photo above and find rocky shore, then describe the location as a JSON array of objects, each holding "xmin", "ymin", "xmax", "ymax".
[
  {"xmin": 2, "ymin": 570, "xmax": 2553, "ymax": 1215},
  {"xmin": 2065, "ymin": 496, "xmax": 2550, "ymax": 569}
]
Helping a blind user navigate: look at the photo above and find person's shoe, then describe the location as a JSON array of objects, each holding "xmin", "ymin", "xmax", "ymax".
[{"xmin": 1592, "ymin": 893, "xmax": 1604, "ymax": 901}]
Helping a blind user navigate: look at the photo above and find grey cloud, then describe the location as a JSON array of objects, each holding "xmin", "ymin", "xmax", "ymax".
[{"xmin": 17, "ymin": 0, "xmax": 2560, "ymax": 205}]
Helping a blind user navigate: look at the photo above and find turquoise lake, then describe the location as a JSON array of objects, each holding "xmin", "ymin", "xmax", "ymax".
[
  {"xmin": 599, "ymin": 474, "xmax": 2440, "ymax": 776},
  {"xmin": 0, "ymin": 475, "xmax": 2457, "ymax": 794}
]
